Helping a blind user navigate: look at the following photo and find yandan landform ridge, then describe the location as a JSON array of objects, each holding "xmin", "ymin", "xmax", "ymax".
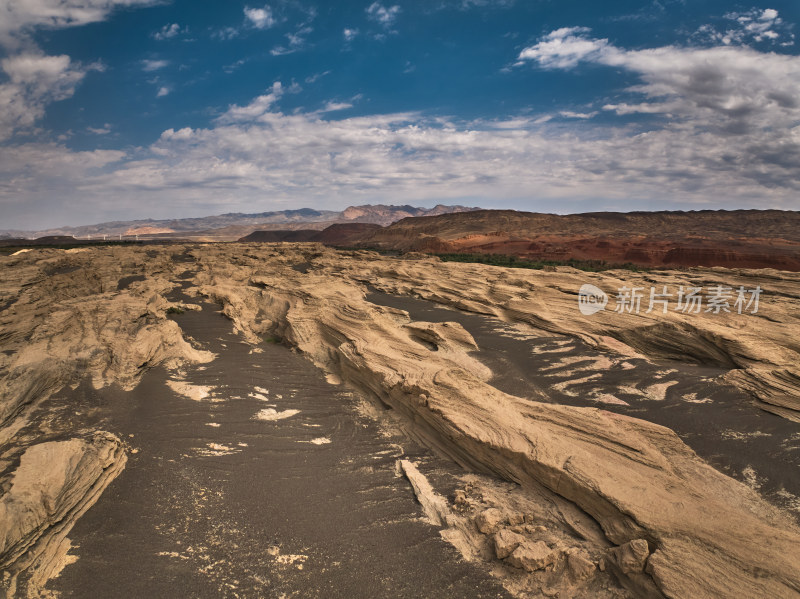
[{"xmin": 1, "ymin": 206, "xmax": 799, "ymax": 598}]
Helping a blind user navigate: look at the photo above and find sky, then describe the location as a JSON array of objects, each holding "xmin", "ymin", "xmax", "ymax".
[{"xmin": 0, "ymin": 0, "xmax": 799, "ymax": 229}]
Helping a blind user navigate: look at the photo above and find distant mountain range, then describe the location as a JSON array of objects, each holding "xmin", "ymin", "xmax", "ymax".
[{"xmin": 0, "ymin": 204, "xmax": 479, "ymax": 240}]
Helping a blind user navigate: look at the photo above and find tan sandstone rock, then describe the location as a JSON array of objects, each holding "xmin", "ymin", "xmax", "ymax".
[
  {"xmin": 609, "ymin": 539, "xmax": 651, "ymax": 575},
  {"xmin": 475, "ymin": 508, "xmax": 505, "ymax": 534},
  {"xmin": 506, "ymin": 541, "xmax": 559, "ymax": 572},
  {"xmin": 493, "ymin": 529, "xmax": 527, "ymax": 560}
]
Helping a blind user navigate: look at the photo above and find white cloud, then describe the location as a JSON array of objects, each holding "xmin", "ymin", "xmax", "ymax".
[
  {"xmin": 156, "ymin": 86, "xmax": 170, "ymax": 97},
  {"xmin": 215, "ymin": 82, "xmax": 283, "ymax": 123},
  {"xmin": 3, "ymin": 17, "xmax": 800, "ymax": 226},
  {"xmin": 695, "ymin": 8, "xmax": 792, "ymax": 46},
  {"xmin": 0, "ymin": 0, "xmax": 158, "ymax": 48},
  {"xmin": 0, "ymin": 53, "xmax": 98, "ymax": 141},
  {"xmin": 320, "ymin": 101, "xmax": 353, "ymax": 112},
  {"xmin": 305, "ymin": 70, "xmax": 331, "ymax": 84},
  {"xmin": 244, "ymin": 5, "xmax": 275, "ymax": 29},
  {"xmin": 518, "ymin": 27, "xmax": 800, "ymax": 136},
  {"xmin": 458, "ymin": 0, "xmax": 515, "ymax": 8},
  {"xmin": 0, "ymin": 0, "xmax": 154, "ymax": 142},
  {"xmin": 271, "ymin": 25, "xmax": 312, "ymax": 55},
  {"xmin": 87, "ymin": 123, "xmax": 112, "ymax": 135},
  {"xmin": 517, "ymin": 27, "xmax": 607, "ymax": 68},
  {"xmin": 7, "ymin": 75, "xmax": 798, "ymax": 228},
  {"xmin": 153, "ymin": 23, "xmax": 185, "ymax": 40},
  {"xmin": 141, "ymin": 59, "xmax": 169, "ymax": 71},
  {"xmin": 343, "ymin": 28, "xmax": 358, "ymax": 41},
  {"xmin": 212, "ymin": 26, "xmax": 240, "ymax": 41},
  {"xmin": 559, "ymin": 111, "xmax": 598, "ymax": 119},
  {"xmin": 366, "ymin": 2, "xmax": 400, "ymax": 27}
]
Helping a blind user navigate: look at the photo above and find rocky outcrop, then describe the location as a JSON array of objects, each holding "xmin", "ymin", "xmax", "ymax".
[
  {"xmin": 3, "ymin": 243, "xmax": 799, "ymax": 598},
  {"xmin": 192, "ymin": 243, "xmax": 800, "ymax": 598},
  {"xmin": 328, "ymin": 251, "xmax": 800, "ymax": 421},
  {"xmin": 0, "ymin": 433, "xmax": 127, "ymax": 598},
  {"xmin": 237, "ymin": 223, "xmax": 383, "ymax": 245},
  {"xmin": 0, "ymin": 246, "xmax": 215, "ymax": 595},
  {"xmin": 0, "ymin": 248, "xmax": 214, "ymax": 438}
]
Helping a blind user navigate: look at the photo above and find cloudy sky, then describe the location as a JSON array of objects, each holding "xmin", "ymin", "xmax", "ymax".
[{"xmin": 0, "ymin": 0, "xmax": 798, "ymax": 229}]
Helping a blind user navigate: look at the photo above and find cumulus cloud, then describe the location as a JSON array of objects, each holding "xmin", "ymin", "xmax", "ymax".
[
  {"xmin": 244, "ymin": 5, "xmax": 276, "ymax": 29},
  {"xmin": 215, "ymin": 82, "xmax": 283, "ymax": 123},
  {"xmin": 517, "ymin": 27, "xmax": 607, "ymax": 68},
  {"xmin": 559, "ymin": 111, "xmax": 598, "ymax": 119},
  {"xmin": 0, "ymin": 1, "xmax": 151, "ymax": 142},
  {"xmin": 518, "ymin": 26, "xmax": 800, "ymax": 137},
  {"xmin": 366, "ymin": 2, "xmax": 400, "ymax": 27},
  {"xmin": 695, "ymin": 7, "xmax": 793, "ymax": 47},
  {"xmin": 3, "ymin": 17, "xmax": 800, "ymax": 227},
  {"xmin": 343, "ymin": 27, "xmax": 358, "ymax": 41},
  {"xmin": 87, "ymin": 123, "xmax": 112, "ymax": 134},
  {"xmin": 153, "ymin": 23, "xmax": 186, "ymax": 40},
  {"xmin": 156, "ymin": 86, "xmax": 170, "ymax": 97},
  {"xmin": 271, "ymin": 25, "xmax": 312, "ymax": 56},
  {"xmin": 0, "ymin": 53, "xmax": 99, "ymax": 141},
  {"xmin": 6, "ymin": 72, "xmax": 798, "ymax": 229},
  {"xmin": 320, "ymin": 101, "xmax": 353, "ymax": 112}
]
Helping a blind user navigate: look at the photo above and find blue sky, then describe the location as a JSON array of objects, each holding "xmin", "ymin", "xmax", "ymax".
[{"xmin": 1, "ymin": 0, "xmax": 799, "ymax": 229}]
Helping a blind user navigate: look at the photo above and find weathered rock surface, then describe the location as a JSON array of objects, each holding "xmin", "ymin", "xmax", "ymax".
[
  {"xmin": 506, "ymin": 541, "xmax": 559, "ymax": 572},
  {"xmin": 0, "ymin": 433, "xmax": 126, "ymax": 597},
  {"xmin": 0, "ymin": 248, "xmax": 213, "ymax": 439},
  {"xmin": 494, "ymin": 529, "xmax": 526, "ymax": 559},
  {"xmin": 475, "ymin": 509, "xmax": 505, "ymax": 535},
  {"xmin": 196, "ymin": 243, "xmax": 800, "ymax": 598},
  {"xmin": 0, "ymin": 246, "xmax": 214, "ymax": 595},
  {"xmin": 2, "ymin": 243, "xmax": 799, "ymax": 599},
  {"xmin": 609, "ymin": 539, "xmax": 651, "ymax": 575},
  {"xmin": 397, "ymin": 459, "xmax": 451, "ymax": 527},
  {"xmin": 327, "ymin": 250, "xmax": 800, "ymax": 421},
  {"xmin": 565, "ymin": 550, "xmax": 596, "ymax": 581}
]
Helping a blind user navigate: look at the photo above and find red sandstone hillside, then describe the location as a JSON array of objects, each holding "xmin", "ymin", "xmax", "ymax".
[{"xmin": 350, "ymin": 209, "xmax": 800, "ymax": 271}]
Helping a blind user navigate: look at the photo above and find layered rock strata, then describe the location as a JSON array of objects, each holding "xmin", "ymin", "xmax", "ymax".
[{"xmin": 2, "ymin": 244, "xmax": 799, "ymax": 598}]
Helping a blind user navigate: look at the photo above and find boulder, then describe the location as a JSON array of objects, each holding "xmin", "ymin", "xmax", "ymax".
[
  {"xmin": 475, "ymin": 508, "xmax": 504, "ymax": 534},
  {"xmin": 493, "ymin": 529, "xmax": 526, "ymax": 560},
  {"xmin": 506, "ymin": 541, "xmax": 559, "ymax": 572}
]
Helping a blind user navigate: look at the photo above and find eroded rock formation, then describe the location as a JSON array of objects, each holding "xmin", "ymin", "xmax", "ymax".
[
  {"xmin": 192, "ymin": 243, "xmax": 800, "ymax": 598},
  {"xmin": 1, "ymin": 243, "xmax": 799, "ymax": 598},
  {"xmin": 0, "ymin": 247, "xmax": 213, "ymax": 594}
]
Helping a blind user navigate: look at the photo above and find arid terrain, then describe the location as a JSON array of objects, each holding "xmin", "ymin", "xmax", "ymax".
[
  {"xmin": 349, "ymin": 209, "xmax": 800, "ymax": 271},
  {"xmin": 1, "ymin": 242, "xmax": 799, "ymax": 598}
]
